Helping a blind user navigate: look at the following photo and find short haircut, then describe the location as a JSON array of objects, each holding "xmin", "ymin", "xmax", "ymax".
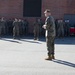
[{"xmin": 44, "ymin": 9, "xmax": 51, "ymax": 13}]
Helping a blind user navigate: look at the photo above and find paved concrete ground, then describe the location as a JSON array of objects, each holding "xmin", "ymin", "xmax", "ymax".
[{"xmin": 0, "ymin": 37, "xmax": 75, "ymax": 75}]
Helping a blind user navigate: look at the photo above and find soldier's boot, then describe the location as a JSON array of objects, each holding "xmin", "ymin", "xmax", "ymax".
[
  {"xmin": 51, "ymin": 55, "xmax": 55, "ymax": 59},
  {"xmin": 37, "ymin": 38, "xmax": 39, "ymax": 41},
  {"xmin": 45, "ymin": 55, "xmax": 52, "ymax": 60},
  {"xmin": 34, "ymin": 38, "xmax": 37, "ymax": 40},
  {"xmin": 13, "ymin": 37, "xmax": 16, "ymax": 39},
  {"xmin": 13, "ymin": 35, "xmax": 16, "ymax": 39}
]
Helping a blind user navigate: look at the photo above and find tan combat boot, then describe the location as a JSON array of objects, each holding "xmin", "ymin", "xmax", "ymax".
[
  {"xmin": 45, "ymin": 55, "xmax": 52, "ymax": 60},
  {"xmin": 51, "ymin": 55, "xmax": 55, "ymax": 59}
]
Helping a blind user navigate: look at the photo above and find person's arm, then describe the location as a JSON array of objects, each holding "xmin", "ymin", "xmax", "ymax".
[{"xmin": 13, "ymin": 21, "xmax": 15, "ymax": 27}]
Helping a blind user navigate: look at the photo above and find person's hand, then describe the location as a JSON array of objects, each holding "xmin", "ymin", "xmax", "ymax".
[{"xmin": 42, "ymin": 25, "xmax": 46, "ymax": 29}]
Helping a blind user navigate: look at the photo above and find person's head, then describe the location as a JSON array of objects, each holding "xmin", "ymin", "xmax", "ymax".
[
  {"xmin": 36, "ymin": 18, "xmax": 41, "ymax": 22},
  {"xmin": 58, "ymin": 20, "xmax": 60, "ymax": 23},
  {"xmin": 1, "ymin": 17, "xmax": 4, "ymax": 21},
  {"xmin": 60, "ymin": 19, "xmax": 63, "ymax": 22},
  {"xmin": 18, "ymin": 19, "xmax": 21, "ymax": 22},
  {"xmin": 65, "ymin": 20, "xmax": 69, "ymax": 23},
  {"xmin": 15, "ymin": 18, "xmax": 18, "ymax": 22},
  {"xmin": 37, "ymin": 18, "xmax": 41, "ymax": 22},
  {"xmin": 44, "ymin": 9, "xmax": 51, "ymax": 17}
]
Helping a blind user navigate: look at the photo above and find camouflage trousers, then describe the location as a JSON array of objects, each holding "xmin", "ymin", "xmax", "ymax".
[
  {"xmin": 34, "ymin": 30, "xmax": 39, "ymax": 40},
  {"xmin": 13, "ymin": 27, "xmax": 20, "ymax": 38},
  {"xmin": 57, "ymin": 28, "xmax": 64, "ymax": 37},
  {"xmin": 0, "ymin": 26, "xmax": 6, "ymax": 36},
  {"xmin": 46, "ymin": 36, "xmax": 55, "ymax": 56}
]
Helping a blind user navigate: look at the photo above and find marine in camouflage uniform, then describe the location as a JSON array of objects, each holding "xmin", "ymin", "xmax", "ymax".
[
  {"xmin": 33, "ymin": 19, "xmax": 40, "ymax": 40},
  {"xmin": 6, "ymin": 19, "xmax": 13, "ymax": 35},
  {"xmin": 64, "ymin": 20, "xmax": 70, "ymax": 36},
  {"xmin": 22, "ymin": 19, "xmax": 29, "ymax": 36},
  {"xmin": 37, "ymin": 19, "xmax": 43, "ymax": 37},
  {"xmin": 18, "ymin": 19, "xmax": 23, "ymax": 37},
  {"xmin": 57, "ymin": 20, "xmax": 64, "ymax": 38},
  {"xmin": 0, "ymin": 17, "xmax": 6, "ymax": 37},
  {"xmin": 43, "ymin": 9, "xmax": 56, "ymax": 60},
  {"xmin": 13, "ymin": 18, "xmax": 20, "ymax": 39},
  {"xmin": 0, "ymin": 20, "xmax": 2, "ymax": 37}
]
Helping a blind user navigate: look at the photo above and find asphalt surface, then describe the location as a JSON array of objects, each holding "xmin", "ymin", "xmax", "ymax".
[{"xmin": 0, "ymin": 37, "xmax": 75, "ymax": 75}]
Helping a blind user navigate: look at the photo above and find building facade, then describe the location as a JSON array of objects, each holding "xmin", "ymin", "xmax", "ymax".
[{"xmin": 0, "ymin": 0, "xmax": 75, "ymax": 33}]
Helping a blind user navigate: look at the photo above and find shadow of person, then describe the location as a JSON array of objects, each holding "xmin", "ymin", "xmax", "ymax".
[
  {"xmin": 53, "ymin": 59, "xmax": 75, "ymax": 68},
  {"xmin": 0, "ymin": 38, "xmax": 21, "ymax": 44},
  {"xmin": 20, "ymin": 39, "xmax": 42, "ymax": 44}
]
